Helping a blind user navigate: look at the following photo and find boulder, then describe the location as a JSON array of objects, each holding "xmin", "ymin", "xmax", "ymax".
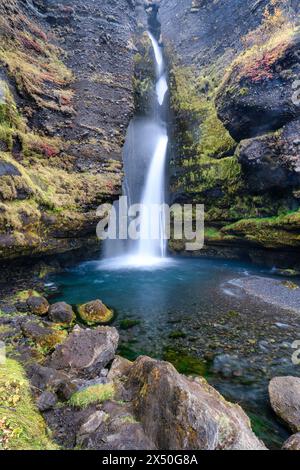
[
  {"xmin": 28, "ymin": 364, "xmax": 69, "ymax": 392},
  {"xmin": 78, "ymin": 299, "xmax": 113, "ymax": 325},
  {"xmin": 49, "ymin": 326, "xmax": 119, "ymax": 375},
  {"xmin": 282, "ymin": 433, "xmax": 300, "ymax": 450},
  {"xmin": 237, "ymin": 120, "xmax": 300, "ymax": 193},
  {"xmin": 76, "ymin": 401, "xmax": 156, "ymax": 450},
  {"xmin": 216, "ymin": 35, "xmax": 300, "ymax": 141},
  {"xmin": 49, "ymin": 302, "xmax": 75, "ymax": 325},
  {"xmin": 107, "ymin": 355, "xmax": 132, "ymax": 382},
  {"xmin": 21, "ymin": 321, "xmax": 67, "ymax": 351},
  {"xmin": 37, "ymin": 391, "xmax": 58, "ymax": 412},
  {"xmin": 269, "ymin": 376, "xmax": 300, "ymax": 433},
  {"xmin": 27, "ymin": 295, "xmax": 49, "ymax": 316},
  {"xmin": 123, "ymin": 356, "xmax": 266, "ymax": 450}
]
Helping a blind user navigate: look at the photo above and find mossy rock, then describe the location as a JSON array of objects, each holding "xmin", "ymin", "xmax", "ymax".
[
  {"xmin": 27, "ymin": 296, "xmax": 49, "ymax": 316},
  {"xmin": 0, "ymin": 359, "xmax": 57, "ymax": 449},
  {"xmin": 22, "ymin": 320, "xmax": 68, "ymax": 353},
  {"xmin": 78, "ymin": 299, "xmax": 113, "ymax": 325}
]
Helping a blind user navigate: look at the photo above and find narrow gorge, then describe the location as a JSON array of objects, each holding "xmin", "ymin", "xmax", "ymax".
[{"xmin": 0, "ymin": 0, "xmax": 300, "ymax": 453}]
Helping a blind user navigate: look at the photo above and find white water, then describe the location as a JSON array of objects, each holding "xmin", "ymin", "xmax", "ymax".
[{"xmin": 102, "ymin": 30, "xmax": 169, "ymax": 268}]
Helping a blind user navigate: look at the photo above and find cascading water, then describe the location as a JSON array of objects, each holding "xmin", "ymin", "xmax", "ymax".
[{"xmin": 102, "ymin": 27, "xmax": 170, "ymax": 268}]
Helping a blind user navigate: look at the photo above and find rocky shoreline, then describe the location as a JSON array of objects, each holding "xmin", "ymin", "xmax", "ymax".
[{"xmin": 0, "ymin": 289, "xmax": 300, "ymax": 450}]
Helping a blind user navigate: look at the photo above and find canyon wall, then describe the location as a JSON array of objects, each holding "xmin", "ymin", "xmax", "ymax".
[
  {"xmin": 0, "ymin": 0, "xmax": 137, "ymax": 260},
  {"xmin": 159, "ymin": 0, "xmax": 300, "ymax": 264}
]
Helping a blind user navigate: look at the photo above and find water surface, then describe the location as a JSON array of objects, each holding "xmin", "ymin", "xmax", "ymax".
[{"xmin": 49, "ymin": 256, "xmax": 300, "ymax": 448}]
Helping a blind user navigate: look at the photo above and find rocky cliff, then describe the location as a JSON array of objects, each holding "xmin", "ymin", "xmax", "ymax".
[
  {"xmin": 159, "ymin": 0, "xmax": 300, "ymax": 265},
  {"xmin": 0, "ymin": 0, "xmax": 137, "ymax": 260}
]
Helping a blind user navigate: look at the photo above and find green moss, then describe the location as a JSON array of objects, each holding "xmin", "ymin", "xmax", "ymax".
[
  {"xmin": 69, "ymin": 383, "xmax": 115, "ymax": 409},
  {"xmin": 14, "ymin": 290, "xmax": 41, "ymax": 301},
  {"xmin": 119, "ymin": 319, "xmax": 141, "ymax": 330},
  {"xmin": 222, "ymin": 210, "xmax": 300, "ymax": 248},
  {"xmin": 0, "ymin": 359, "xmax": 57, "ymax": 450},
  {"xmin": 163, "ymin": 347, "xmax": 209, "ymax": 377},
  {"xmin": 168, "ymin": 330, "xmax": 187, "ymax": 339}
]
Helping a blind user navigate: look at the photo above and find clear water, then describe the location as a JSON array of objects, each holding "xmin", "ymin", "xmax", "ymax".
[{"xmin": 49, "ymin": 255, "xmax": 300, "ymax": 449}]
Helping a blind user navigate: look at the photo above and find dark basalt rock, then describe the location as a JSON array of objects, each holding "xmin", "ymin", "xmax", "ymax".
[
  {"xmin": 237, "ymin": 120, "xmax": 300, "ymax": 193},
  {"xmin": 37, "ymin": 391, "xmax": 58, "ymax": 412},
  {"xmin": 48, "ymin": 302, "xmax": 75, "ymax": 325},
  {"xmin": 216, "ymin": 36, "xmax": 300, "ymax": 142},
  {"xmin": 49, "ymin": 326, "xmax": 119, "ymax": 375},
  {"xmin": 0, "ymin": 160, "xmax": 21, "ymax": 177}
]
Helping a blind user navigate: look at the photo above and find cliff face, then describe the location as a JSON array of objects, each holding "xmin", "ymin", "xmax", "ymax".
[
  {"xmin": 159, "ymin": 0, "xmax": 300, "ymax": 260},
  {"xmin": 0, "ymin": 0, "xmax": 137, "ymax": 260}
]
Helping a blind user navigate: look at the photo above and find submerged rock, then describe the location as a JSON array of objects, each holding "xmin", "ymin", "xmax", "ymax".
[
  {"xmin": 122, "ymin": 356, "xmax": 266, "ymax": 450},
  {"xmin": 269, "ymin": 376, "xmax": 300, "ymax": 433},
  {"xmin": 27, "ymin": 296, "xmax": 49, "ymax": 316},
  {"xmin": 49, "ymin": 326, "xmax": 119, "ymax": 375},
  {"xmin": 49, "ymin": 302, "xmax": 75, "ymax": 325},
  {"xmin": 282, "ymin": 433, "xmax": 300, "ymax": 450},
  {"xmin": 78, "ymin": 300, "xmax": 113, "ymax": 325}
]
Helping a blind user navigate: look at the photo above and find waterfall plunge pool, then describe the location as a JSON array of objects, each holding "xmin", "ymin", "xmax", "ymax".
[{"xmin": 48, "ymin": 255, "xmax": 300, "ymax": 449}]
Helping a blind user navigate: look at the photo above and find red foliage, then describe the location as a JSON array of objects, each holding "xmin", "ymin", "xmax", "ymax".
[
  {"xmin": 30, "ymin": 142, "xmax": 58, "ymax": 158},
  {"xmin": 243, "ymin": 42, "xmax": 289, "ymax": 83},
  {"xmin": 20, "ymin": 36, "xmax": 44, "ymax": 55}
]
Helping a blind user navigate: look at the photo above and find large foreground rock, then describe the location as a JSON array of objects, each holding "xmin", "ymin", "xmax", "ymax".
[
  {"xmin": 49, "ymin": 326, "xmax": 119, "ymax": 375},
  {"xmin": 269, "ymin": 376, "xmax": 300, "ymax": 432},
  {"xmin": 123, "ymin": 356, "xmax": 266, "ymax": 450}
]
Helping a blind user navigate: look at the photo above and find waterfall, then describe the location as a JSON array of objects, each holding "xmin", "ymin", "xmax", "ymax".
[{"xmin": 102, "ymin": 29, "xmax": 169, "ymax": 268}]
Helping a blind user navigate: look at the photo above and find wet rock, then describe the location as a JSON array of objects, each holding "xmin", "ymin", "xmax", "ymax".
[
  {"xmin": 37, "ymin": 391, "xmax": 58, "ymax": 412},
  {"xmin": 49, "ymin": 326, "xmax": 119, "ymax": 375},
  {"xmin": 124, "ymin": 356, "xmax": 266, "ymax": 450},
  {"xmin": 78, "ymin": 299, "xmax": 113, "ymax": 325},
  {"xmin": 269, "ymin": 376, "xmax": 300, "ymax": 432},
  {"xmin": 27, "ymin": 296, "xmax": 49, "ymax": 316},
  {"xmin": 282, "ymin": 433, "xmax": 300, "ymax": 450},
  {"xmin": 212, "ymin": 354, "xmax": 244, "ymax": 378},
  {"xmin": 49, "ymin": 302, "xmax": 75, "ymax": 325}
]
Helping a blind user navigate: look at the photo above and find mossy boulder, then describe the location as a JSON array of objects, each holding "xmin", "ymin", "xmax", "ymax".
[
  {"xmin": 78, "ymin": 300, "xmax": 113, "ymax": 325},
  {"xmin": 27, "ymin": 295, "xmax": 49, "ymax": 316},
  {"xmin": 21, "ymin": 321, "xmax": 68, "ymax": 353}
]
